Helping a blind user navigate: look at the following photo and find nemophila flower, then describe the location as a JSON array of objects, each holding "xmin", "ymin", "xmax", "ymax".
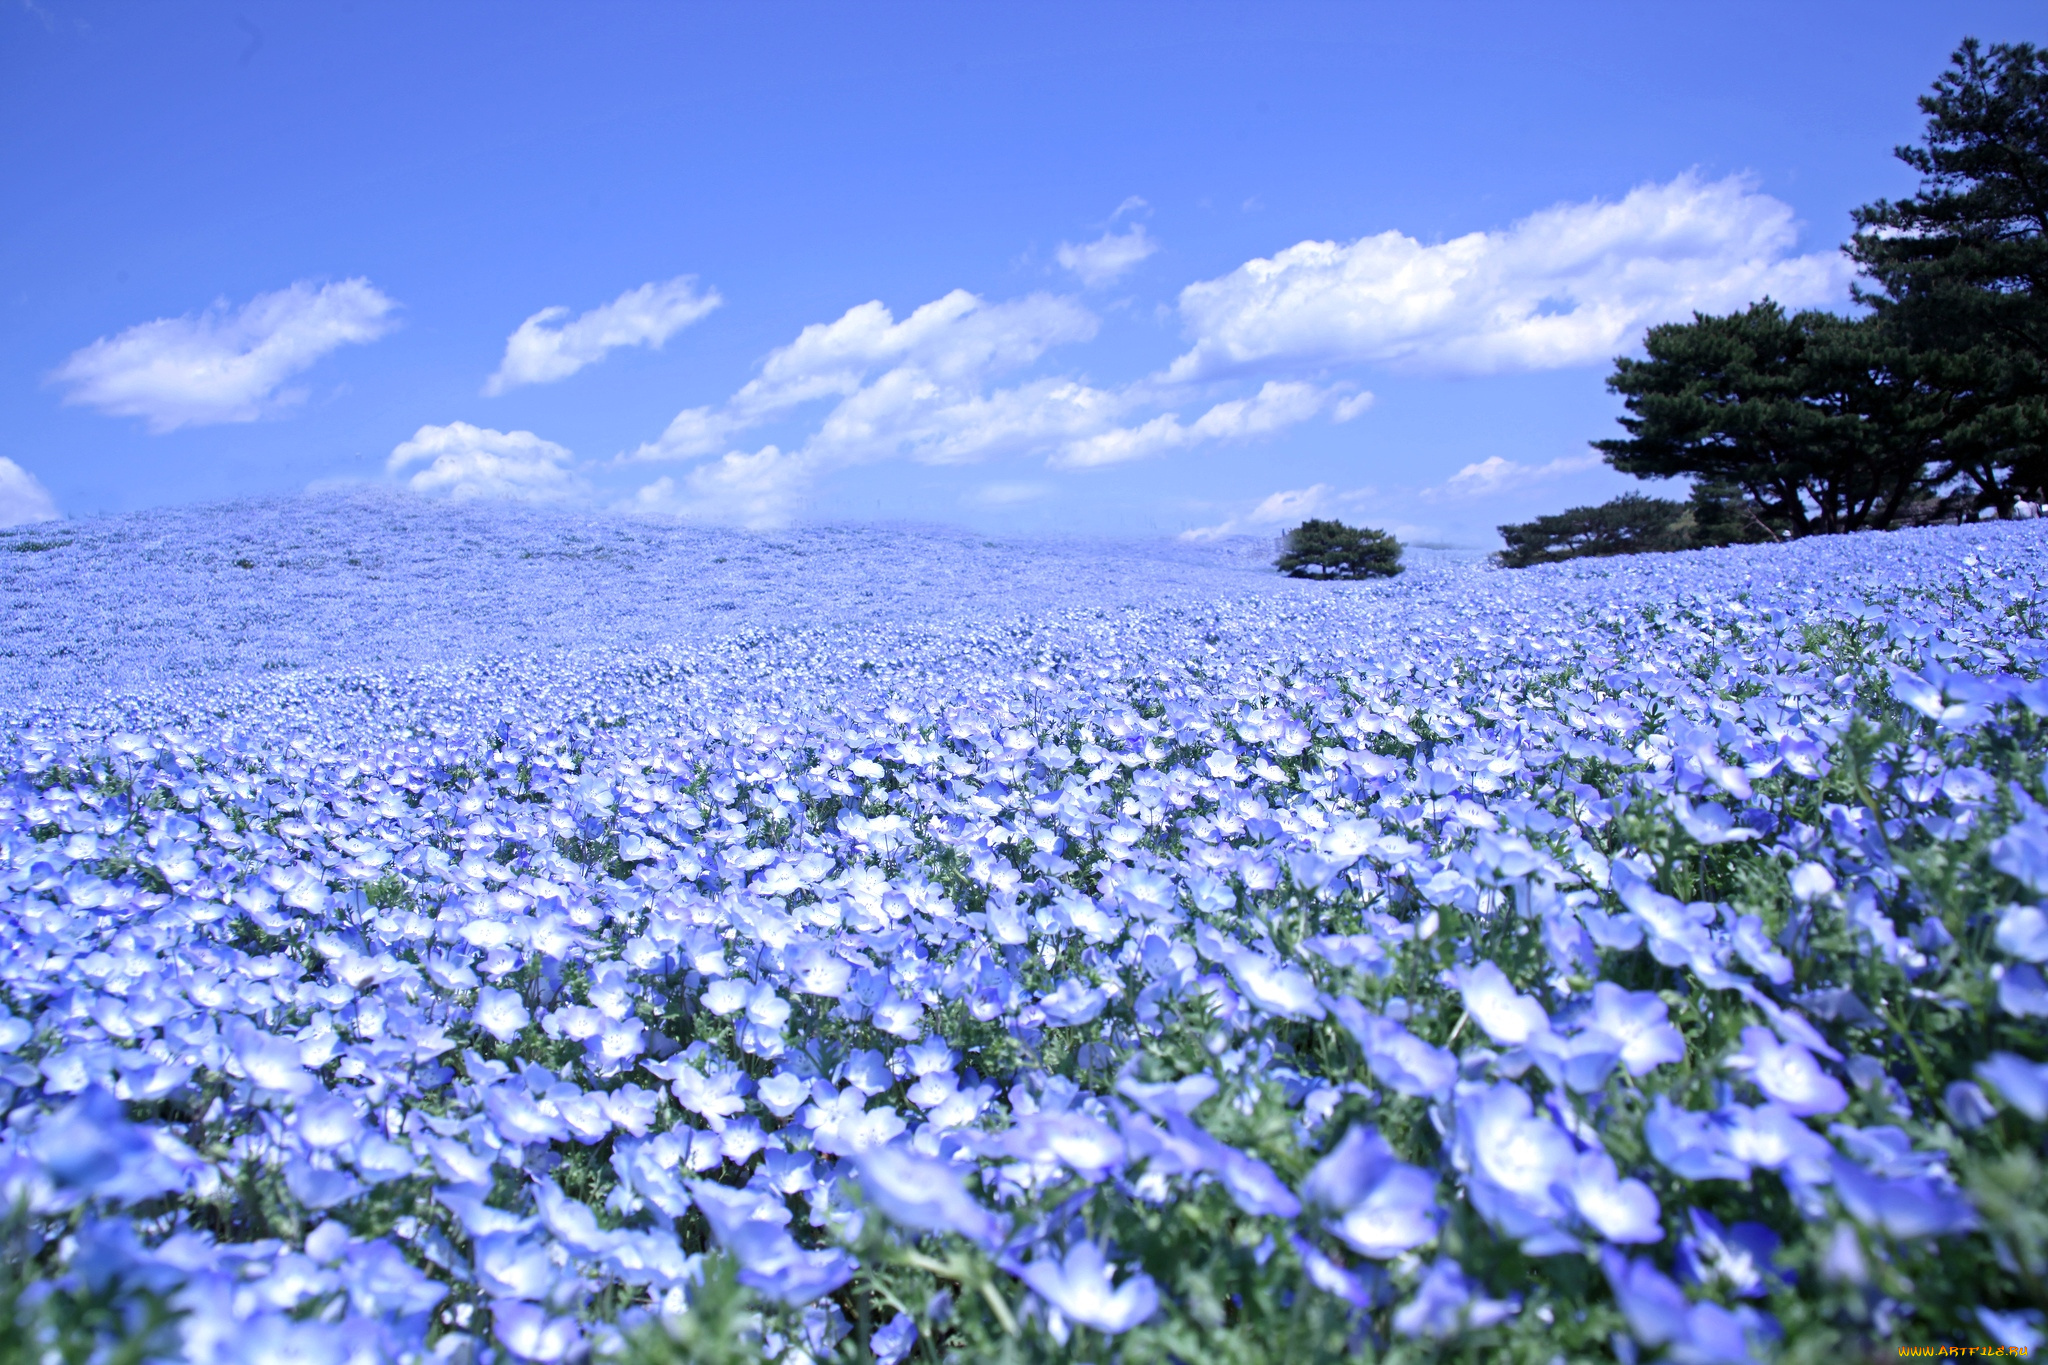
[
  {"xmin": 1997, "ymin": 905, "xmax": 2048, "ymax": 961},
  {"xmin": 1012, "ymin": 1240, "xmax": 1160, "ymax": 1336},
  {"xmin": 994, "ymin": 1110, "xmax": 1127, "ymax": 1183},
  {"xmin": 1116, "ymin": 1071, "xmax": 1218, "ymax": 1119},
  {"xmin": 0, "ymin": 502, "xmax": 2041, "ymax": 1360},
  {"xmin": 853, "ymin": 1143, "xmax": 1005, "ymax": 1248},
  {"xmin": 474, "ymin": 1233, "xmax": 558, "ymax": 1300},
  {"xmin": 1944, "ymin": 1080, "xmax": 1998, "ymax": 1129},
  {"xmin": 1290, "ymin": 1235, "xmax": 1378, "ymax": 1309},
  {"xmin": 1720, "ymin": 1102, "xmax": 1832, "ymax": 1186},
  {"xmin": 1976, "ymin": 1051, "xmax": 2048, "ymax": 1120},
  {"xmin": 1999, "ymin": 963, "xmax": 2048, "ymax": 1017},
  {"xmin": 1453, "ymin": 1083, "xmax": 1578, "ymax": 1255},
  {"xmin": 1582, "ymin": 982, "xmax": 1686, "ymax": 1076},
  {"xmin": 474, "ymin": 986, "xmax": 531, "ymax": 1043},
  {"xmin": 293, "ymin": 1093, "xmax": 360, "ymax": 1150},
  {"xmin": 1679, "ymin": 1209, "xmax": 1783, "ymax": 1300},
  {"xmin": 1302, "ymin": 1123, "xmax": 1440, "ymax": 1257},
  {"xmin": 230, "ymin": 1024, "xmax": 315, "ymax": 1095},
  {"xmin": 1644, "ymin": 1096, "xmax": 1748, "ymax": 1182},
  {"xmin": 757, "ymin": 1070, "xmax": 810, "ymax": 1117},
  {"xmin": 1040, "ymin": 978, "xmax": 1107, "ymax": 1027},
  {"xmin": 1611, "ymin": 865, "xmax": 1717, "ymax": 969},
  {"xmin": 1788, "ymin": 861, "xmax": 1838, "ymax": 902},
  {"xmin": 1992, "ymin": 809, "xmax": 2048, "ymax": 894},
  {"xmin": 1979, "ymin": 1308, "xmax": 2047, "ymax": 1352},
  {"xmin": 1829, "ymin": 1152, "xmax": 1976, "ymax": 1238},
  {"xmin": 1727, "ymin": 1026, "xmax": 1848, "ymax": 1116},
  {"xmin": 1671, "ymin": 795, "xmax": 1757, "ymax": 845},
  {"xmin": 1330, "ymin": 999, "xmax": 1457, "ymax": 1099},
  {"xmin": 1391, "ymin": 1259, "xmax": 1519, "ymax": 1338},
  {"xmin": 870, "ymin": 1312, "xmax": 918, "ymax": 1365},
  {"xmin": 1561, "ymin": 1150, "xmax": 1662, "ymax": 1243},
  {"xmin": 655, "ymin": 1059, "xmax": 751, "ymax": 1129},
  {"xmin": 493, "ymin": 1299, "xmax": 583, "ymax": 1363},
  {"xmin": 1452, "ymin": 961, "xmax": 1551, "ymax": 1047}
]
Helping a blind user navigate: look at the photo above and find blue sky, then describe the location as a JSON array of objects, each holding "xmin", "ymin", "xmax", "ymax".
[{"xmin": 3, "ymin": 1, "xmax": 2038, "ymax": 543}]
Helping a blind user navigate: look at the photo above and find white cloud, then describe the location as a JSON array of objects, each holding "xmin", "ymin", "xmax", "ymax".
[
  {"xmin": 387, "ymin": 422, "xmax": 583, "ymax": 502},
  {"xmin": 49, "ymin": 279, "xmax": 397, "ymax": 431},
  {"xmin": 624, "ymin": 286, "xmax": 1366, "ymax": 525},
  {"xmin": 626, "ymin": 446, "xmax": 811, "ymax": 529},
  {"xmin": 1179, "ymin": 481, "xmax": 1380, "ymax": 541},
  {"xmin": 1424, "ymin": 453, "xmax": 1604, "ymax": 500},
  {"xmin": 625, "ymin": 290, "xmax": 1102, "ymax": 465},
  {"xmin": 1167, "ymin": 172, "xmax": 1853, "ymax": 381},
  {"xmin": 483, "ymin": 276, "xmax": 721, "ymax": 395},
  {"xmin": 1054, "ymin": 380, "xmax": 1360, "ymax": 469},
  {"xmin": 1056, "ymin": 223, "xmax": 1158, "ymax": 288},
  {"xmin": 0, "ymin": 459, "xmax": 60, "ymax": 528}
]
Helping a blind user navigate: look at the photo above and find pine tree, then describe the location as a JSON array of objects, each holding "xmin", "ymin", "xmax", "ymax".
[{"xmin": 1274, "ymin": 520, "xmax": 1403, "ymax": 579}]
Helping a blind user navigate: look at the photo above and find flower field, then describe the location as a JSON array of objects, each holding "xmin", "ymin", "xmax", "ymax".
[{"xmin": 2, "ymin": 497, "xmax": 2046, "ymax": 1364}]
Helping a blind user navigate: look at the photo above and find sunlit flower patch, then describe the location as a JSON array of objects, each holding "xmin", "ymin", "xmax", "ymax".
[{"xmin": 2, "ymin": 508, "xmax": 2046, "ymax": 1363}]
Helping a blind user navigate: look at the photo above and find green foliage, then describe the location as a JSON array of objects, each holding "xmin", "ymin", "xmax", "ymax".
[
  {"xmin": 1850, "ymin": 38, "xmax": 2048, "ymax": 511},
  {"xmin": 0, "ymin": 1212, "xmax": 183, "ymax": 1365},
  {"xmin": 1274, "ymin": 520, "xmax": 1403, "ymax": 580},
  {"xmin": 1494, "ymin": 482, "xmax": 1779, "ymax": 568},
  {"xmin": 1594, "ymin": 303, "xmax": 1941, "ymax": 536}
]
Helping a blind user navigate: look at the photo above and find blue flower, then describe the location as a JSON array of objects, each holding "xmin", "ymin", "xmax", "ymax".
[
  {"xmin": 1451, "ymin": 961, "xmax": 1552, "ymax": 1047},
  {"xmin": 1290, "ymin": 1235, "xmax": 1379, "ymax": 1309},
  {"xmin": 1991, "ymin": 808, "xmax": 2048, "ymax": 895},
  {"xmin": 1453, "ymin": 1083, "xmax": 1578, "ymax": 1255},
  {"xmin": 1330, "ymin": 999, "xmax": 1456, "ymax": 1098},
  {"xmin": 1999, "ymin": 963, "xmax": 2048, "ymax": 1017},
  {"xmin": 1976, "ymin": 1051, "xmax": 2048, "ymax": 1120},
  {"xmin": 1115, "ymin": 1071, "xmax": 1218, "ymax": 1119},
  {"xmin": 1830, "ymin": 1153, "xmax": 1977, "ymax": 1239},
  {"xmin": 473, "ymin": 986, "xmax": 531, "ymax": 1044},
  {"xmin": 492, "ymin": 1299, "xmax": 582, "ymax": 1363},
  {"xmin": 1391, "ymin": 1259, "xmax": 1519, "ymax": 1338},
  {"xmin": 854, "ymin": 1143, "xmax": 1005, "ymax": 1248},
  {"xmin": 1727, "ymin": 1026, "xmax": 1847, "ymax": 1116},
  {"xmin": 1583, "ymin": 982, "xmax": 1686, "ymax": 1076},
  {"xmin": 1039, "ymin": 978, "xmax": 1107, "ymax": 1027},
  {"xmin": 1012, "ymin": 1240, "xmax": 1160, "ymax": 1335},
  {"xmin": 1643, "ymin": 1096, "xmax": 1749, "ymax": 1182},
  {"xmin": 870, "ymin": 1311, "xmax": 918, "ymax": 1365},
  {"xmin": 1997, "ymin": 904, "xmax": 2048, "ymax": 961},
  {"xmin": 1560, "ymin": 1150, "xmax": 1662, "ymax": 1244},
  {"xmin": 1678, "ymin": 1208, "xmax": 1782, "ymax": 1300},
  {"xmin": 1301, "ymin": 1123, "xmax": 1440, "ymax": 1257}
]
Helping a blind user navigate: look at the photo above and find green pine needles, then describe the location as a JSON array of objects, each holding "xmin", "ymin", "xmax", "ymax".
[{"xmin": 1273, "ymin": 519, "xmax": 1403, "ymax": 580}]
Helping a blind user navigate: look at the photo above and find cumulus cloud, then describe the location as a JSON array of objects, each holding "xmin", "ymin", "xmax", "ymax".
[
  {"xmin": 0, "ymin": 459, "xmax": 60, "ymax": 528},
  {"xmin": 1054, "ymin": 380, "xmax": 1365, "ymax": 469},
  {"xmin": 1424, "ymin": 453, "xmax": 1605, "ymax": 500},
  {"xmin": 1057, "ymin": 223, "xmax": 1158, "ymax": 288},
  {"xmin": 626, "ymin": 446, "xmax": 811, "ymax": 529},
  {"xmin": 623, "ymin": 285, "xmax": 1362, "ymax": 526},
  {"xmin": 1167, "ymin": 172, "xmax": 1853, "ymax": 381},
  {"xmin": 387, "ymin": 422, "xmax": 583, "ymax": 502},
  {"xmin": 49, "ymin": 279, "xmax": 397, "ymax": 431},
  {"xmin": 483, "ymin": 276, "xmax": 721, "ymax": 395},
  {"xmin": 1179, "ymin": 482, "xmax": 1386, "ymax": 542},
  {"xmin": 627, "ymin": 290, "xmax": 1104, "ymax": 466}
]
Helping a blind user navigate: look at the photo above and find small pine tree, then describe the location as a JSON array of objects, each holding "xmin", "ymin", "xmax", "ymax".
[{"xmin": 1274, "ymin": 519, "xmax": 1403, "ymax": 579}]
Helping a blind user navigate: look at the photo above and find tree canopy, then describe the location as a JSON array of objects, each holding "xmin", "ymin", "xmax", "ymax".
[
  {"xmin": 1849, "ymin": 38, "xmax": 2048, "ymax": 510},
  {"xmin": 1593, "ymin": 303, "xmax": 1940, "ymax": 536},
  {"xmin": 1274, "ymin": 520, "xmax": 1402, "ymax": 579}
]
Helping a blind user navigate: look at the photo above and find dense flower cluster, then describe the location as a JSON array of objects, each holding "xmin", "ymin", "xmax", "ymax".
[{"xmin": 1, "ymin": 503, "xmax": 2045, "ymax": 1363}]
